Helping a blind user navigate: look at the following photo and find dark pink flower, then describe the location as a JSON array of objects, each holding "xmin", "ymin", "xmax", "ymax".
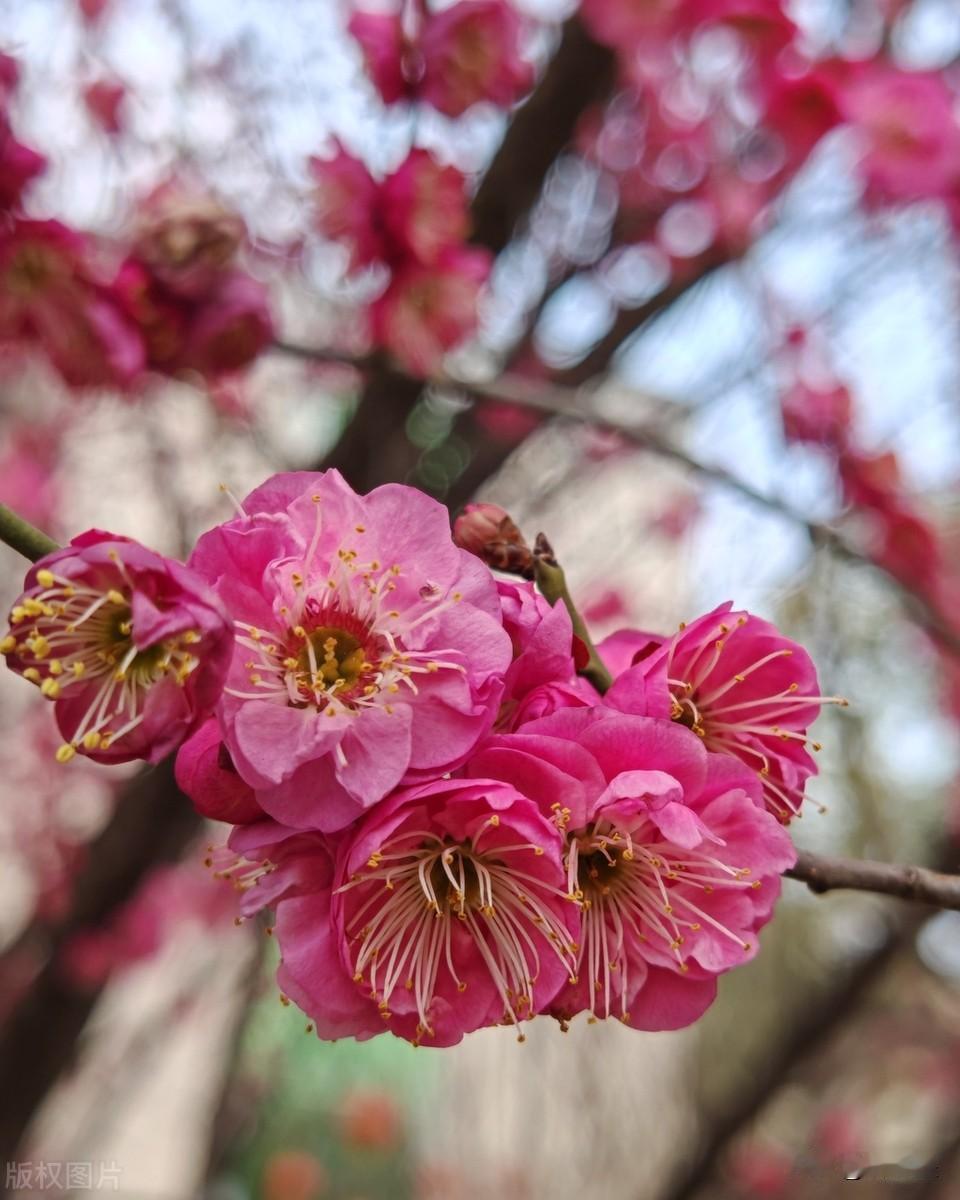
[
  {"xmin": 3, "ymin": 532, "xmax": 233, "ymax": 765},
  {"xmin": 470, "ymin": 708, "xmax": 795, "ymax": 1028},
  {"xmin": 0, "ymin": 114, "xmax": 46, "ymax": 213},
  {"xmin": 370, "ymin": 245, "xmax": 491, "ymax": 375},
  {"xmin": 309, "ymin": 143, "xmax": 384, "ymax": 272},
  {"xmin": 495, "ymin": 578, "xmax": 590, "ymax": 731},
  {"xmin": 83, "ymin": 79, "xmax": 126, "ymax": 135},
  {"xmin": 762, "ymin": 66, "xmax": 843, "ymax": 173},
  {"xmin": 0, "ymin": 219, "xmax": 145, "ymax": 390},
  {"xmin": 779, "ymin": 381, "xmax": 852, "ymax": 447},
  {"xmin": 579, "ymin": 0, "xmax": 679, "ymax": 51},
  {"xmin": 179, "ymin": 270, "xmax": 274, "ymax": 377},
  {"xmin": 174, "ymin": 719, "xmax": 263, "ymax": 824},
  {"xmin": 419, "ymin": 1, "xmax": 534, "ymax": 118},
  {"xmin": 380, "ymin": 149, "xmax": 470, "ymax": 267},
  {"xmin": 347, "ymin": 8, "xmax": 414, "ymax": 106},
  {"xmin": 603, "ymin": 602, "xmax": 841, "ymax": 821},
  {"xmin": 188, "ymin": 470, "xmax": 512, "ymax": 832},
  {"xmin": 269, "ymin": 775, "xmax": 578, "ymax": 1045}
]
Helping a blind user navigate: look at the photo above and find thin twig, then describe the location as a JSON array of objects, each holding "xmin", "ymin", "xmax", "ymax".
[{"xmin": 0, "ymin": 502, "xmax": 59, "ymax": 563}]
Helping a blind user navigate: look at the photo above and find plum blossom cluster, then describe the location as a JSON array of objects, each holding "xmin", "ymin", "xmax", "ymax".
[
  {"xmin": 348, "ymin": 0, "xmax": 534, "ymax": 118},
  {"xmin": 0, "ymin": 55, "xmax": 272, "ymax": 393},
  {"xmin": 576, "ymin": 0, "xmax": 960, "ymax": 287},
  {"xmin": 310, "ymin": 145, "xmax": 491, "ymax": 376},
  {"xmin": 307, "ymin": 1, "xmax": 535, "ymax": 377},
  {"xmin": 2, "ymin": 476, "xmax": 837, "ymax": 1044}
]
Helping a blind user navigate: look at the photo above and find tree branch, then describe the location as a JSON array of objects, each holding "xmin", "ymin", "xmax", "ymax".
[{"xmin": 787, "ymin": 850, "xmax": 960, "ymax": 910}]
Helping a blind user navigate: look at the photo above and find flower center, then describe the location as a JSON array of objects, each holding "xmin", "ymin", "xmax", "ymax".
[
  {"xmin": 3, "ymin": 564, "xmax": 200, "ymax": 760},
  {"xmin": 339, "ymin": 824, "xmax": 576, "ymax": 1043},
  {"xmin": 227, "ymin": 512, "xmax": 467, "ymax": 721},
  {"xmin": 565, "ymin": 817, "xmax": 760, "ymax": 1024}
]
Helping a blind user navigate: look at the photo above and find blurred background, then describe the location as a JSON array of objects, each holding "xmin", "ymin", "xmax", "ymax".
[{"xmin": 3, "ymin": 0, "xmax": 960, "ymax": 1196}]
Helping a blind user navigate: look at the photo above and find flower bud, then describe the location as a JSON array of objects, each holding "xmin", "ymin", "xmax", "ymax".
[{"xmin": 452, "ymin": 503, "xmax": 532, "ymax": 574}]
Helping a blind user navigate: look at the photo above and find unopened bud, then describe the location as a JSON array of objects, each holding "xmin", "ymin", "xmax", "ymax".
[{"xmin": 452, "ymin": 504, "xmax": 533, "ymax": 576}]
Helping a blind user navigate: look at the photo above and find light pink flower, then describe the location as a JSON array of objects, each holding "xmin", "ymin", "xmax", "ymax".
[
  {"xmin": 839, "ymin": 65, "xmax": 960, "ymax": 205},
  {"xmin": 266, "ymin": 775, "xmax": 578, "ymax": 1045},
  {"xmin": 189, "ymin": 470, "xmax": 512, "ymax": 832},
  {"xmin": 470, "ymin": 708, "xmax": 795, "ymax": 1028},
  {"xmin": 603, "ymin": 602, "xmax": 840, "ymax": 820},
  {"xmin": 370, "ymin": 245, "xmax": 491, "ymax": 375},
  {"xmin": 380, "ymin": 149, "xmax": 470, "ymax": 267},
  {"xmin": 419, "ymin": 1, "xmax": 534, "ymax": 118},
  {"xmin": 3, "ymin": 532, "xmax": 234, "ymax": 765}
]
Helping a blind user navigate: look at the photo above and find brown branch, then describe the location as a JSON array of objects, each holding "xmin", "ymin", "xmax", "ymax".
[
  {"xmin": 0, "ymin": 761, "xmax": 201, "ymax": 1165},
  {"xmin": 787, "ymin": 850, "xmax": 960, "ymax": 910},
  {"xmin": 469, "ymin": 19, "xmax": 615, "ymax": 254}
]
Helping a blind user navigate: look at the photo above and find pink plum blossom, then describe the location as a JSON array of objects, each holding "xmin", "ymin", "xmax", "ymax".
[
  {"xmin": 130, "ymin": 181, "xmax": 248, "ymax": 301},
  {"xmin": 0, "ymin": 113, "xmax": 46, "ymax": 213},
  {"xmin": 0, "ymin": 219, "xmax": 145, "ymax": 390},
  {"xmin": 681, "ymin": 0, "xmax": 798, "ymax": 60},
  {"xmin": 347, "ymin": 8, "xmax": 413, "ymax": 106},
  {"xmin": 3, "ymin": 532, "xmax": 233, "ymax": 765},
  {"xmin": 602, "ymin": 602, "xmax": 840, "ymax": 821},
  {"xmin": 309, "ymin": 143, "xmax": 384, "ymax": 272},
  {"xmin": 779, "ymin": 381, "xmax": 852, "ymax": 447},
  {"xmin": 380, "ymin": 149, "xmax": 470, "ymax": 267},
  {"xmin": 761, "ymin": 67, "xmax": 843, "ymax": 173},
  {"xmin": 188, "ymin": 469, "xmax": 512, "ymax": 832},
  {"xmin": 419, "ymin": 1, "xmax": 534, "ymax": 118},
  {"xmin": 83, "ymin": 79, "xmax": 126, "ymax": 135},
  {"xmin": 470, "ymin": 707, "xmax": 795, "ymax": 1028},
  {"xmin": 579, "ymin": 0, "xmax": 679, "ymax": 51},
  {"xmin": 839, "ymin": 65, "xmax": 960, "ymax": 206},
  {"xmin": 494, "ymin": 578, "xmax": 595, "ymax": 731},
  {"xmin": 179, "ymin": 270, "xmax": 274, "ymax": 377},
  {"xmin": 174, "ymin": 718, "xmax": 263, "ymax": 824},
  {"xmin": 235, "ymin": 775, "xmax": 578, "ymax": 1045},
  {"xmin": 370, "ymin": 245, "xmax": 491, "ymax": 375},
  {"xmin": 347, "ymin": 1, "xmax": 533, "ymax": 117},
  {"xmin": 452, "ymin": 503, "xmax": 533, "ymax": 574}
]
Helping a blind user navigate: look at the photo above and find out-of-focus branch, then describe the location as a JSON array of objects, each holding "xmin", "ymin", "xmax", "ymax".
[
  {"xmin": 274, "ymin": 340, "xmax": 960, "ymax": 658},
  {"xmin": 555, "ymin": 248, "xmax": 733, "ymax": 386},
  {"xmin": 469, "ymin": 19, "xmax": 615, "ymax": 254},
  {"xmin": 316, "ymin": 16, "xmax": 615, "ymax": 492},
  {"xmin": 787, "ymin": 850, "xmax": 960, "ymax": 910},
  {"xmin": 0, "ymin": 757, "xmax": 201, "ymax": 1166}
]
